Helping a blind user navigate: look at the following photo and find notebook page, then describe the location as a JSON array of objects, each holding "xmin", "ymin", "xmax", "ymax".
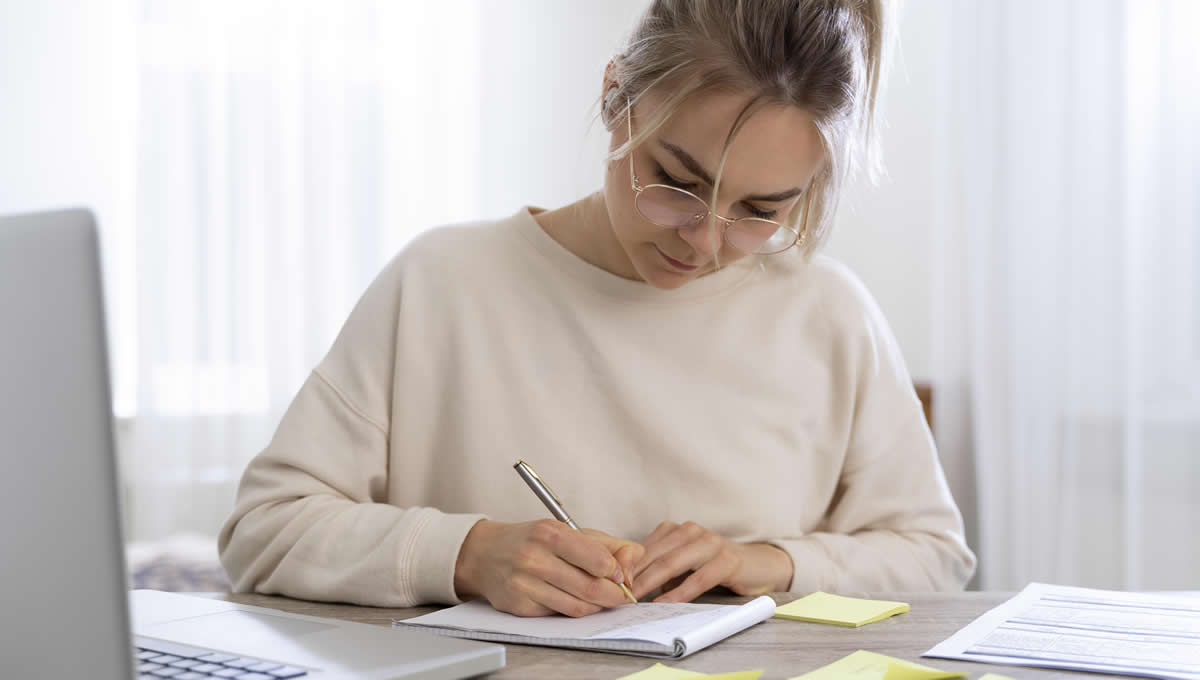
[
  {"xmin": 675, "ymin": 596, "xmax": 776, "ymax": 656},
  {"xmin": 397, "ymin": 595, "xmax": 777, "ymax": 658},
  {"xmin": 400, "ymin": 599, "xmax": 724, "ymax": 646},
  {"xmin": 590, "ymin": 605, "xmax": 749, "ymax": 642},
  {"xmin": 394, "ymin": 626, "xmax": 677, "ymax": 656}
]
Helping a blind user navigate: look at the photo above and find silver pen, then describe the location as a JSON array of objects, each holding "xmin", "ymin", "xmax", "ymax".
[{"xmin": 513, "ymin": 460, "xmax": 638, "ymax": 604}]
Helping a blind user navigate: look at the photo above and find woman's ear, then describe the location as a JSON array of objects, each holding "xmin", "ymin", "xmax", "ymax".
[
  {"xmin": 602, "ymin": 90, "xmax": 621, "ymax": 128},
  {"xmin": 602, "ymin": 60, "xmax": 622, "ymax": 128}
]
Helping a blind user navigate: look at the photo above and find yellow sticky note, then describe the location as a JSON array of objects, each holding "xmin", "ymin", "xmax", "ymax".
[
  {"xmin": 774, "ymin": 592, "xmax": 909, "ymax": 627},
  {"xmin": 789, "ymin": 650, "xmax": 965, "ymax": 680},
  {"xmin": 617, "ymin": 662, "xmax": 764, "ymax": 680},
  {"xmin": 881, "ymin": 662, "xmax": 965, "ymax": 680}
]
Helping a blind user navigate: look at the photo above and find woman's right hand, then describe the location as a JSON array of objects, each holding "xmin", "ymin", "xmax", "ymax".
[{"xmin": 453, "ymin": 519, "xmax": 643, "ymax": 617}]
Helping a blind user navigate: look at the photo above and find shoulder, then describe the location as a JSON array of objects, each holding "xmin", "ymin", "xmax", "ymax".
[
  {"xmin": 763, "ymin": 252, "xmax": 890, "ymax": 338},
  {"xmin": 394, "ymin": 214, "xmax": 518, "ymax": 275},
  {"xmin": 328, "ymin": 213, "xmax": 524, "ymax": 345},
  {"xmin": 366, "ymin": 212, "xmax": 527, "ymax": 297},
  {"xmin": 807, "ymin": 255, "xmax": 889, "ymax": 331},
  {"xmin": 314, "ymin": 214, "xmax": 526, "ymax": 412}
]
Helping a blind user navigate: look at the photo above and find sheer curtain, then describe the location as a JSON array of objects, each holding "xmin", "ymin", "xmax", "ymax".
[
  {"xmin": 937, "ymin": 0, "xmax": 1200, "ymax": 590},
  {"xmin": 118, "ymin": 0, "xmax": 484, "ymax": 541}
]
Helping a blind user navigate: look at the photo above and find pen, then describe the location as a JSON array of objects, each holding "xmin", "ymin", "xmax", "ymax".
[{"xmin": 513, "ymin": 459, "xmax": 638, "ymax": 604}]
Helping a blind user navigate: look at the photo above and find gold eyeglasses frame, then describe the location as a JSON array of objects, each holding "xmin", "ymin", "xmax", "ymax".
[{"xmin": 624, "ymin": 100, "xmax": 809, "ymax": 255}]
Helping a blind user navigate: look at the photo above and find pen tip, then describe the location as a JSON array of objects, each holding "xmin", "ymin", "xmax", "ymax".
[{"xmin": 621, "ymin": 583, "xmax": 638, "ymax": 604}]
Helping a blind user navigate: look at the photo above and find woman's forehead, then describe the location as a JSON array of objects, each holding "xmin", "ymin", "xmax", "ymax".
[{"xmin": 645, "ymin": 90, "xmax": 824, "ymax": 196}]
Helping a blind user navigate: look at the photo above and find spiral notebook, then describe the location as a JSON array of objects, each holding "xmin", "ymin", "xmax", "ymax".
[{"xmin": 393, "ymin": 595, "xmax": 776, "ymax": 659}]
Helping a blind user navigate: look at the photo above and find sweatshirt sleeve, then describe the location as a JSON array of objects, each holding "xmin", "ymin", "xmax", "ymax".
[
  {"xmin": 217, "ymin": 253, "xmax": 485, "ymax": 607},
  {"xmin": 767, "ymin": 414, "xmax": 976, "ymax": 592},
  {"xmin": 767, "ymin": 265, "xmax": 976, "ymax": 592}
]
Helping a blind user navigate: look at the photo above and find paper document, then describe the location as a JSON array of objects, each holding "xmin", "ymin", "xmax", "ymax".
[
  {"xmin": 395, "ymin": 595, "xmax": 776, "ymax": 659},
  {"xmin": 924, "ymin": 582, "xmax": 1200, "ymax": 679},
  {"xmin": 788, "ymin": 650, "xmax": 964, "ymax": 680},
  {"xmin": 774, "ymin": 592, "xmax": 909, "ymax": 627}
]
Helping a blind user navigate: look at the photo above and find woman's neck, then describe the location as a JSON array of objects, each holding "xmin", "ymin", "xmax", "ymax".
[{"xmin": 533, "ymin": 191, "xmax": 642, "ymax": 282}]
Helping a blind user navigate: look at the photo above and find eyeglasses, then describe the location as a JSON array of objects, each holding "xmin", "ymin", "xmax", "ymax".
[{"xmin": 626, "ymin": 104, "xmax": 806, "ymax": 255}]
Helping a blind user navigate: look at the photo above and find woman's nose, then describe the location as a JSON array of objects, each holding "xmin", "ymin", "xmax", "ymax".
[{"xmin": 677, "ymin": 217, "xmax": 723, "ymax": 257}]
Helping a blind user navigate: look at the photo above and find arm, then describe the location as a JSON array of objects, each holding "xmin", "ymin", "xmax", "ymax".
[
  {"xmin": 767, "ymin": 414, "xmax": 976, "ymax": 592},
  {"xmin": 766, "ymin": 269, "xmax": 976, "ymax": 593},
  {"xmin": 217, "ymin": 369, "xmax": 487, "ymax": 607},
  {"xmin": 632, "ymin": 392, "xmax": 973, "ymax": 600},
  {"xmin": 217, "ymin": 252, "xmax": 486, "ymax": 607},
  {"xmin": 634, "ymin": 263, "xmax": 975, "ymax": 599},
  {"xmin": 218, "ymin": 246, "xmax": 643, "ymax": 611}
]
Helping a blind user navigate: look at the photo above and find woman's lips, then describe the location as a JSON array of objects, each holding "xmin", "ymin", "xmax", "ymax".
[{"xmin": 655, "ymin": 246, "xmax": 699, "ymax": 272}]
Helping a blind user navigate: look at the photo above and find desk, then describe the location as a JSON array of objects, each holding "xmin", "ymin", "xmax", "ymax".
[{"xmin": 212, "ymin": 592, "xmax": 1099, "ymax": 679}]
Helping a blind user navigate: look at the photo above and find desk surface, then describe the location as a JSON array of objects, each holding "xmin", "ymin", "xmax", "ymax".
[{"xmin": 213, "ymin": 592, "xmax": 1099, "ymax": 679}]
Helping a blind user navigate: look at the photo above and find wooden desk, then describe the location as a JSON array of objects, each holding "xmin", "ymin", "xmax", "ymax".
[{"xmin": 212, "ymin": 592, "xmax": 1099, "ymax": 679}]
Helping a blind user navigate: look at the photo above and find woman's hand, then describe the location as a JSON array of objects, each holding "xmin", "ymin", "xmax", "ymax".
[
  {"xmin": 630, "ymin": 521, "xmax": 794, "ymax": 603},
  {"xmin": 454, "ymin": 519, "xmax": 643, "ymax": 617}
]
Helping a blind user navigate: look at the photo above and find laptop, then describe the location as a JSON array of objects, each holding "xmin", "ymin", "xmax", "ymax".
[{"xmin": 0, "ymin": 209, "xmax": 505, "ymax": 679}]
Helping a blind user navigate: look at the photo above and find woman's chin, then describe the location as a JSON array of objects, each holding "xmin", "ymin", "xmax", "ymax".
[{"xmin": 638, "ymin": 264, "xmax": 696, "ymax": 290}]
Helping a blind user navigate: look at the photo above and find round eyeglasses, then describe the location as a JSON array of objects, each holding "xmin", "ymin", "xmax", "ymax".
[{"xmin": 625, "ymin": 104, "xmax": 806, "ymax": 255}]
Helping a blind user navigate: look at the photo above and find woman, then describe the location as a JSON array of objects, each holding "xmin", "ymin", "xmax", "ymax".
[{"xmin": 219, "ymin": 0, "xmax": 975, "ymax": 617}]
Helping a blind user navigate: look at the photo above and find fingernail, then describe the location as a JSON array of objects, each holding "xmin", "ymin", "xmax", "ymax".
[{"xmin": 611, "ymin": 564, "xmax": 624, "ymax": 582}]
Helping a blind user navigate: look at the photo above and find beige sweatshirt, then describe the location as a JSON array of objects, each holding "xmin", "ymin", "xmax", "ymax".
[{"xmin": 218, "ymin": 207, "xmax": 975, "ymax": 607}]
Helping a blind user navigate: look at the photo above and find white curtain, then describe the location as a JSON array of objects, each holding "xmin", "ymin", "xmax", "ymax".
[
  {"xmin": 941, "ymin": 0, "xmax": 1200, "ymax": 590},
  {"xmin": 118, "ymin": 0, "xmax": 485, "ymax": 541}
]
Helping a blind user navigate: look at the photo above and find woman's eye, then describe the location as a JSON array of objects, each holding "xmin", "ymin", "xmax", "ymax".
[
  {"xmin": 655, "ymin": 166, "xmax": 697, "ymax": 191},
  {"xmin": 743, "ymin": 203, "xmax": 777, "ymax": 219}
]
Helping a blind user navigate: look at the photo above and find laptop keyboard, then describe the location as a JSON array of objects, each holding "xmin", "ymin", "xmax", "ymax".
[{"xmin": 135, "ymin": 641, "xmax": 309, "ymax": 679}]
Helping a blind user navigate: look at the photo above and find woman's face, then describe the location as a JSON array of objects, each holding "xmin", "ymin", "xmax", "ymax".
[{"xmin": 602, "ymin": 90, "xmax": 825, "ymax": 290}]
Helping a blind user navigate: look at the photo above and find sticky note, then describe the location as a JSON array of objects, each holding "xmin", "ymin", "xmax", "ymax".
[
  {"xmin": 774, "ymin": 591, "xmax": 909, "ymax": 627},
  {"xmin": 789, "ymin": 650, "xmax": 965, "ymax": 680},
  {"xmin": 617, "ymin": 662, "xmax": 764, "ymax": 680},
  {"xmin": 881, "ymin": 663, "xmax": 965, "ymax": 680}
]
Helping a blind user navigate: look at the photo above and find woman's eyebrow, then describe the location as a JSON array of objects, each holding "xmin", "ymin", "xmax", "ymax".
[{"xmin": 658, "ymin": 139, "xmax": 803, "ymax": 202}]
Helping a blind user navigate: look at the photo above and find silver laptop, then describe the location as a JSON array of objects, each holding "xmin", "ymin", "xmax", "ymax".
[{"xmin": 0, "ymin": 209, "xmax": 505, "ymax": 680}]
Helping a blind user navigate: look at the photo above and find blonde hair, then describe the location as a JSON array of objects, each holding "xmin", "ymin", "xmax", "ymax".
[{"xmin": 604, "ymin": 0, "xmax": 893, "ymax": 255}]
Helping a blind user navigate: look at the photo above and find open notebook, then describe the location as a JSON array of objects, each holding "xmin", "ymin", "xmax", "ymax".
[{"xmin": 394, "ymin": 595, "xmax": 776, "ymax": 659}]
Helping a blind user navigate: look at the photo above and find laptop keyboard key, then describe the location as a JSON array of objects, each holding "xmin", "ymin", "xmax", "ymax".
[
  {"xmin": 150, "ymin": 654, "xmax": 183, "ymax": 664},
  {"xmin": 135, "ymin": 641, "xmax": 309, "ymax": 679},
  {"xmin": 138, "ymin": 640, "xmax": 211, "ymax": 658}
]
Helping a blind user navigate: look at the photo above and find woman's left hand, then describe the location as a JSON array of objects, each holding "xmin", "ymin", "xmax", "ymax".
[{"xmin": 630, "ymin": 521, "xmax": 795, "ymax": 602}]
